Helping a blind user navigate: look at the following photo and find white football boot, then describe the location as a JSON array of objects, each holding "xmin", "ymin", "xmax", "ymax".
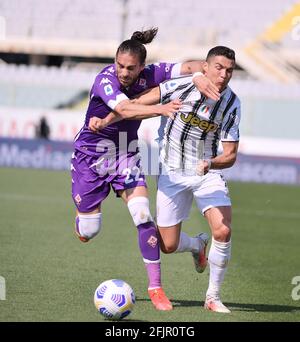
[{"xmin": 204, "ymin": 295, "xmax": 231, "ymax": 313}]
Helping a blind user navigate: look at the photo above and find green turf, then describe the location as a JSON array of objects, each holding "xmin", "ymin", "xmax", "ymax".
[{"xmin": 0, "ymin": 167, "xmax": 299, "ymax": 322}]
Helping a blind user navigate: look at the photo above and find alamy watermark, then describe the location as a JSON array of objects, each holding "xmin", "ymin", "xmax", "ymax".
[
  {"xmin": 0, "ymin": 276, "xmax": 5, "ymax": 300},
  {"xmin": 71, "ymin": 133, "xmax": 206, "ymax": 178},
  {"xmin": 291, "ymin": 16, "xmax": 300, "ymax": 41},
  {"xmin": 0, "ymin": 16, "xmax": 6, "ymax": 40},
  {"xmin": 291, "ymin": 276, "xmax": 300, "ymax": 300}
]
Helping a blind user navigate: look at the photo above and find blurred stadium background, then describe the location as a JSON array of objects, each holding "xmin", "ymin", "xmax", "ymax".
[
  {"xmin": 0, "ymin": 0, "xmax": 299, "ymax": 322},
  {"xmin": 0, "ymin": 0, "xmax": 300, "ymax": 179}
]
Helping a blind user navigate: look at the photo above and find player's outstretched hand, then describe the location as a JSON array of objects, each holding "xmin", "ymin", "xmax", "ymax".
[
  {"xmin": 161, "ymin": 99, "xmax": 182, "ymax": 119},
  {"xmin": 193, "ymin": 74, "xmax": 220, "ymax": 101},
  {"xmin": 89, "ymin": 117, "xmax": 105, "ymax": 132}
]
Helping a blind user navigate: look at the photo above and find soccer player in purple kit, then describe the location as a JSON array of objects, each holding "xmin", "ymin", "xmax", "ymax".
[{"xmin": 71, "ymin": 27, "xmax": 220, "ymax": 311}]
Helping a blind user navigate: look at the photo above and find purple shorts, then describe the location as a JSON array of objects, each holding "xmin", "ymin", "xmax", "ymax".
[{"xmin": 71, "ymin": 150, "xmax": 147, "ymax": 213}]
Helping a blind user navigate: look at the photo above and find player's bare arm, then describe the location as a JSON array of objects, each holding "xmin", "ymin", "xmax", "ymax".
[
  {"xmin": 197, "ymin": 141, "xmax": 239, "ymax": 175},
  {"xmin": 181, "ymin": 61, "xmax": 220, "ymax": 101},
  {"xmin": 132, "ymin": 87, "xmax": 161, "ymax": 105},
  {"xmin": 114, "ymin": 86, "xmax": 169, "ymax": 118},
  {"xmin": 88, "ymin": 91, "xmax": 180, "ymax": 132},
  {"xmin": 88, "ymin": 87, "xmax": 163, "ymax": 132},
  {"xmin": 180, "ymin": 60, "xmax": 205, "ymax": 74}
]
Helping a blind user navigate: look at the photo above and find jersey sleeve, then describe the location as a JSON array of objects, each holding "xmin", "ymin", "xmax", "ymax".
[
  {"xmin": 151, "ymin": 62, "xmax": 182, "ymax": 85},
  {"xmin": 159, "ymin": 75, "xmax": 193, "ymax": 103},
  {"xmin": 221, "ymin": 99, "xmax": 241, "ymax": 142},
  {"xmin": 92, "ymin": 73, "xmax": 129, "ymax": 110},
  {"xmin": 170, "ymin": 63, "xmax": 182, "ymax": 78}
]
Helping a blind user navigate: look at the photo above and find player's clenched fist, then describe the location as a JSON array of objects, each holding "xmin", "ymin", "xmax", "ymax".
[{"xmin": 89, "ymin": 117, "xmax": 105, "ymax": 132}]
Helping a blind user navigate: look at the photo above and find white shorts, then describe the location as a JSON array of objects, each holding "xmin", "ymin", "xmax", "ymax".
[{"xmin": 156, "ymin": 171, "xmax": 231, "ymax": 227}]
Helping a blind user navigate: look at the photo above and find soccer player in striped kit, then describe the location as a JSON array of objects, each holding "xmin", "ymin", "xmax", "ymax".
[
  {"xmin": 156, "ymin": 46, "xmax": 240, "ymax": 313},
  {"xmin": 71, "ymin": 28, "xmax": 220, "ymax": 311}
]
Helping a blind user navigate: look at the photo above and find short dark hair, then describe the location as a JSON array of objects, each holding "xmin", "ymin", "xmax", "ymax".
[
  {"xmin": 206, "ymin": 46, "xmax": 235, "ymax": 62},
  {"xmin": 116, "ymin": 27, "xmax": 158, "ymax": 65}
]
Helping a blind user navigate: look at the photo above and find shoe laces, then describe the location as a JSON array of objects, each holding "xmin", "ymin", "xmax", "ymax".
[
  {"xmin": 150, "ymin": 288, "xmax": 165, "ymax": 300},
  {"xmin": 206, "ymin": 294, "xmax": 221, "ymax": 303}
]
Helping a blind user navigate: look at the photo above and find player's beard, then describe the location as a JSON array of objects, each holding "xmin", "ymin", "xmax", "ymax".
[
  {"xmin": 120, "ymin": 79, "xmax": 131, "ymax": 87},
  {"xmin": 120, "ymin": 77, "xmax": 135, "ymax": 87}
]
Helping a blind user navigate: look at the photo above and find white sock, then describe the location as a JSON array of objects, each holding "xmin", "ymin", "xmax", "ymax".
[
  {"xmin": 77, "ymin": 213, "xmax": 102, "ymax": 239},
  {"xmin": 206, "ymin": 238, "xmax": 231, "ymax": 299},
  {"xmin": 175, "ymin": 232, "xmax": 200, "ymax": 253}
]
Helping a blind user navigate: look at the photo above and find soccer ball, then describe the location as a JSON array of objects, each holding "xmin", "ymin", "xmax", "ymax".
[{"xmin": 94, "ymin": 279, "xmax": 135, "ymax": 320}]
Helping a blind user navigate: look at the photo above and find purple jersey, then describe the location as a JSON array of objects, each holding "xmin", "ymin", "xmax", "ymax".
[{"xmin": 73, "ymin": 62, "xmax": 181, "ymax": 156}]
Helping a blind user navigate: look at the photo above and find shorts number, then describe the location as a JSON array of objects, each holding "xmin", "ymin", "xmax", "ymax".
[{"xmin": 122, "ymin": 166, "xmax": 143, "ymax": 184}]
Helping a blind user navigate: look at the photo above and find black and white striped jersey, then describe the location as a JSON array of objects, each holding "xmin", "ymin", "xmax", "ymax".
[{"xmin": 158, "ymin": 75, "xmax": 241, "ymax": 172}]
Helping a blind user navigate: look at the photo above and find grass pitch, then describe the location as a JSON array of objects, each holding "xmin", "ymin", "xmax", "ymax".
[{"xmin": 0, "ymin": 168, "xmax": 299, "ymax": 322}]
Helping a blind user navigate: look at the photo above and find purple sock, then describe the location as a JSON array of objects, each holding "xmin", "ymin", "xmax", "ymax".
[
  {"xmin": 137, "ymin": 222, "xmax": 160, "ymax": 261},
  {"xmin": 145, "ymin": 263, "xmax": 161, "ymax": 289},
  {"xmin": 137, "ymin": 222, "xmax": 161, "ymax": 288}
]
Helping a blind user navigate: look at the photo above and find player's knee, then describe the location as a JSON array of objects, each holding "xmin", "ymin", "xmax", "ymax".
[
  {"xmin": 159, "ymin": 238, "xmax": 178, "ymax": 254},
  {"xmin": 76, "ymin": 213, "xmax": 102, "ymax": 239},
  {"xmin": 213, "ymin": 224, "xmax": 231, "ymax": 242},
  {"xmin": 127, "ymin": 197, "xmax": 153, "ymax": 227},
  {"xmin": 160, "ymin": 244, "xmax": 177, "ymax": 254}
]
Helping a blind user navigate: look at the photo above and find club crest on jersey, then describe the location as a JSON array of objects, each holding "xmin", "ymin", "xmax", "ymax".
[
  {"xmin": 139, "ymin": 78, "xmax": 147, "ymax": 87},
  {"xmin": 180, "ymin": 112, "xmax": 218, "ymax": 132},
  {"xmin": 104, "ymin": 84, "xmax": 113, "ymax": 96}
]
